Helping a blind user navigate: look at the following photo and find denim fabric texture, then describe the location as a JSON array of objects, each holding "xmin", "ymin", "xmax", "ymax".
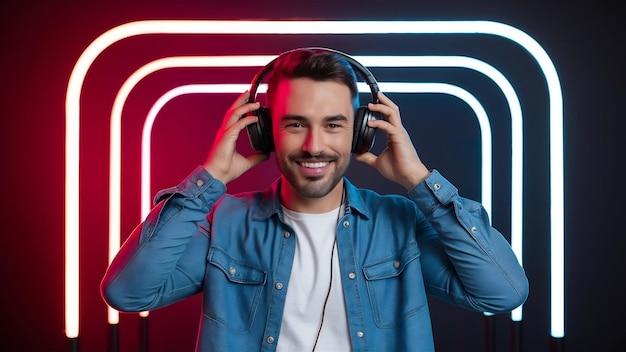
[{"xmin": 102, "ymin": 166, "xmax": 528, "ymax": 352}]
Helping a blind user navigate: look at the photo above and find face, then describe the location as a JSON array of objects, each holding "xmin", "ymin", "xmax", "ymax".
[{"xmin": 271, "ymin": 77, "xmax": 354, "ymax": 209}]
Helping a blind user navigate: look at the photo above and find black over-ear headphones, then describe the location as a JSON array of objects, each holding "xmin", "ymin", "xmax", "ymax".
[{"xmin": 245, "ymin": 47, "xmax": 385, "ymax": 154}]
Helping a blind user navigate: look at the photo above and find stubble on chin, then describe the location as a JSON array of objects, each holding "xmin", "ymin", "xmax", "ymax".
[{"xmin": 278, "ymin": 150, "xmax": 351, "ymax": 199}]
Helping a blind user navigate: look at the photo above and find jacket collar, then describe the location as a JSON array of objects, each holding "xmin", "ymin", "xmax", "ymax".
[{"xmin": 251, "ymin": 177, "xmax": 372, "ymax": 221}]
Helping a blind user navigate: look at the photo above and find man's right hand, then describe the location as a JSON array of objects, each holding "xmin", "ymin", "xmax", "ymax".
[{"xmin": 203, "ymin": 91, "xmax": 270, "ymax": 184}]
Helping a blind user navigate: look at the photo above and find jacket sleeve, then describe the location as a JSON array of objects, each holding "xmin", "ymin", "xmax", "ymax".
[
  {"xmin": 100, "ymin": 166, "xmax": 225, "ymax": 312},
  {"xmin": 408, "ymin": 170, "xmax": 529, "ymax": 313}
]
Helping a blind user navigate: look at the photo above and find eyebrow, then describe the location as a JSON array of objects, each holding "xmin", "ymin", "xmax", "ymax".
[{"xmin": 281, "ymin": 114, "xmax": 349, "ymax": 124}]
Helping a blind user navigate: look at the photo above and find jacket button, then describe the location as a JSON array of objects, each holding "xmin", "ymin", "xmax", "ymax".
[
  {"xmin": 393, "ymin": 261, "xmax": 400, "ymax": 269},
  {"xmin": 433, "ymin": 183, "xmax": 441, "ymax": 190},
  {"xmin": 348, "ymin": 272, "xmax": 356, "ymax": 280},
  {"xmin": 357, "ymin": 331, "xmax": 364, "ymax": 338},
  {"xmin": 196, "ymin": 179, "xmax": 204, "ymax": 187},
  {"xmin": 275, "ymin": 282, "xmax": 283, "ymax": 290},
  {"xmin": 284, "ymin": 231, "xmax": 291, "ymax": 238},
  {"xmin": 267, "ymin": 336, "xmax": 275, "ymax": 344},
  {"xmin": 228, "ymin": 267, "xmax": 236, "ymax": 275},
  {"xmin": 343, "ymin": 221, "xmax": 350, "ymax": 228},
  {"xmin": 471, "ymin": 226, "xmax": 478, "ymax": 233}
]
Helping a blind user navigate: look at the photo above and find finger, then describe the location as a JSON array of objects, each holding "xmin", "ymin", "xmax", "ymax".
[
  {"xmin": 369, "ymin": 92, "xmax": 401, "ymax": 124},
  {"xmin": 232, "ymin": 90, "xmax": 252, "ymax": 108},
  {"xmin": 376, "ymin": 91, "xmax": 397, "ymax": 108},
  {"xmin": 246, "ymin": 152, "xmax": 271, "ymax": 167},
  {"xmin": 220, "ymin": 91, "xmax": 252, "ymax": 125},
  {"xmin": 235, "ymin": 113, "xmax": 261, "ymax": 131},
  {"xmin": 365, "ymin": 114, "xmax": 403, "ymax": 140},
  {"xmin": 221, "ymin": 114, "xmax": 259, "ymax": 142},
  {"xmin": 354, "ymin": 151, "xmax": 377, "ymax": 167},
  {"xmin": 234, "ymin": 101, "xmax": 261, "ymax": 120},
  {"xmin": 224, "ymin": 101, "xmax": 261, "ymax": 129}
]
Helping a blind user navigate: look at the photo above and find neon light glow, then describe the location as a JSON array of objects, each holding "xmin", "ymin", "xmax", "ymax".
[
  {"xmin": 142, "ymin": 82, "xmax": 491, "ymax": 218},
  {"xmin": 65, "ymin": 20, "xmax": 563, "ymax": 339},
  {"xmin": 106, "ymin": 57, "xmax": 277, "ymax": 324},
  {"xmin": 141, "ymin": 84, "xmax": 508, "ymax": 322},
  {"xmin": 112, "ymin": 55, "xmax": 518, "ymax": 243},
  {"xmin": 114, "ymin": 55, "xmax": 520, "ymax": 323}
]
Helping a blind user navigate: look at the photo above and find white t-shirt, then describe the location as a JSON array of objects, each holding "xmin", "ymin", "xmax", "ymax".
[{"xmin": 277, "ymin": 206, "xmax": 351, "ymax": 352}]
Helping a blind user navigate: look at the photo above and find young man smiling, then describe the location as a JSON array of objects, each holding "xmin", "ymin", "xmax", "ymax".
[{"xmin": 102, "ymin": 48, "xmax": 529, "ymax": 351}]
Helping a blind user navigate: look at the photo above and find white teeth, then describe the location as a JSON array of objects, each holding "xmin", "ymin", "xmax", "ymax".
[{"xmin": 300, "ymin": 161, "xmax": 329, "ymax": 168}]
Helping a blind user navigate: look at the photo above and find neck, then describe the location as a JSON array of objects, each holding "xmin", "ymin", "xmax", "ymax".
[{"xmin": 280, "ymin": 179, "xmax": 345, "ymax": 214}]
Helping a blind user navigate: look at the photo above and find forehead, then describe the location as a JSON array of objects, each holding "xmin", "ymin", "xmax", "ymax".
[{"xmin": 270, "ymin": 78, "xmax": 354, "ymax": 116}]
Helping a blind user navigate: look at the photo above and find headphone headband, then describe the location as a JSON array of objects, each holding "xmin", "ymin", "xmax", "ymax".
[
  {"xmin": 245, "ymin": 47, "xmax": 384, "ymax": 154},
  {"xmin": 248, "ymin": 47, "xmax": 380, "ymax": 105}
]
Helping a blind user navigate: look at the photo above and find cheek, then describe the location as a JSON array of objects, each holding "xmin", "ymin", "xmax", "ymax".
[
  {"xmin": 273, "ymin": 131, "xmax": 299, "ymax": 155},
  {"xmin": 333, "ymin": 132, "xmax": 354, "ymax": 154}
]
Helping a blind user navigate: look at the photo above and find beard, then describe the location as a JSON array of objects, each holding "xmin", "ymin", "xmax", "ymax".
[{"xmin": 277, "ymin": 151, "xmax": 350, "ymax": 199}]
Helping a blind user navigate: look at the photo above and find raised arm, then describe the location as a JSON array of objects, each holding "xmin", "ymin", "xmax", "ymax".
[
  {"xmin": 409, "ymin": 171, "xmax": 529, "ymax": 312},
  {"xmin": 101, "ymin": 91, "xmax": 268, "ymax": 311},
  {"xmin": 356, "ymin": 91, "xmax": 528, "ymax": 312}
]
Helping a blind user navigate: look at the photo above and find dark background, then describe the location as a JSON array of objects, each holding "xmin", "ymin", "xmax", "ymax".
[{"xmin": 1, "ymin": 0, "xmax": 624, "ymax": 351}]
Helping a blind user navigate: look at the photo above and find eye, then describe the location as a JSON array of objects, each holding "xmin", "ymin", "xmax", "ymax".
[
  {"xmin": 287, "ymin": 122, "xmax": 304, "ymax": 128},
  {"xmin": 327, "ymin": 121, "xmax": 348, "ymax": 131}
]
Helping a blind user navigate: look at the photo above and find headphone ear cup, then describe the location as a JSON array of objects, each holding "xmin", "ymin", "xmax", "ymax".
[
  {"xmin": 246, "ymin": 106, "xmax": 275, "ymax": 153},
  {"xmin": 352, "ymin": 107, "xmax": 384, "ymax": 153}
]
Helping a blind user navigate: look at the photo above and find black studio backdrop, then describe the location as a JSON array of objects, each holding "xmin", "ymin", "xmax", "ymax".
[{"xmin": 1, "ymin": 1, "xmax": 624, "ymax": 351}]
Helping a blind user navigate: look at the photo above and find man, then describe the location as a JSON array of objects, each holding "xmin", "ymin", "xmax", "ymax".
[{"xmin": 101, "ymin": 48, "xmax": 528, "ymax": 351}]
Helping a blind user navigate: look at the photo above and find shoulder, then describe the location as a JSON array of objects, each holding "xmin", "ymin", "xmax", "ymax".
[
  {"xmin": 210, "ymin": 181, "xmax": 280, "ymax": 221},
  {"xmin": 345, "ymin": 179, "xmax": 418, "ymax": 217}
]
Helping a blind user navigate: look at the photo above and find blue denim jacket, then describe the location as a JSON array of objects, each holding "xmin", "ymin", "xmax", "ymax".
[{"xmin": 102, "ymin": 166, "xmax": 528, "ymax": 352}]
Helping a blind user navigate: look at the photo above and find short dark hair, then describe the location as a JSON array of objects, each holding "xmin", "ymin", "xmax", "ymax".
[{"xmin": 266, "ymin": 48, "xmax": 360, "ymax": 109}]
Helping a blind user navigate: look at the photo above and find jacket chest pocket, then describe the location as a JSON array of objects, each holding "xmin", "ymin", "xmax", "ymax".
[
  {"xmin": 362, "ymin": 241, "xmax": 427, "ymax": 328},
  {"xmin": 205, "ymin": 248, "xmax": 267, "ymax": 332}
]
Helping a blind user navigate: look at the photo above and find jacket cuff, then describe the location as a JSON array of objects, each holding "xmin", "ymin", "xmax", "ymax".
[
  {"xmin": 407, "ymin": 169, "xmax": 459, "ymax": 213},
  {"xmin": 153, "ymin": 166, "xmax": 226, "ymax": 205}
]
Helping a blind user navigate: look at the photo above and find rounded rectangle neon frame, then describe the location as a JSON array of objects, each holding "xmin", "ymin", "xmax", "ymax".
[
  {"xmin": 109, "ymin": 55, "xmax": 520, "ymax": 324},
  {"xmin": 65, "ymin": 20, "xmax": 563, "ymax": 339}
]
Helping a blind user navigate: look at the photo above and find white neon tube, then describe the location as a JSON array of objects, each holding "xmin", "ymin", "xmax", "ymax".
[
  {"xmin": 66, "ymin": 20, "xmax": 563, "ymax": 338},
  {"xmin": 112, "ymin": 56, "xmax": 511, "ymax": 222},
  {"xmin": 106, "ymin": 57, "xmax": 276, "ymax": 324},
  {"xmin": 108, "ymin": 58, "xmax": 274, "ymax": 252},
  {"xmin": 112, "ymin": 55, "xmax": 520, "ymax": 323},
  {"xmin": 141, "ymin": 82, "xmax": 491, "ymax": 218},
  {"xmin": 141, "ymin": 82, "xmax": 511, "ymax": 321},
  {"xmin": 110, "ymin": 55, "xmax": 519, "ymax": 233}
]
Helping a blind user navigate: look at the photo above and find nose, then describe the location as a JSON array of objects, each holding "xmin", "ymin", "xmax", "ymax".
[{"xmin": 302, "ymin": 127, "xmax": 324, "ymax": 156}]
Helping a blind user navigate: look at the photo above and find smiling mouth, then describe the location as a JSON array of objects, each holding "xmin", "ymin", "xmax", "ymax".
[{"xmin": 299, "ymin": 161, "xmax": 330, "ymax": 168}]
